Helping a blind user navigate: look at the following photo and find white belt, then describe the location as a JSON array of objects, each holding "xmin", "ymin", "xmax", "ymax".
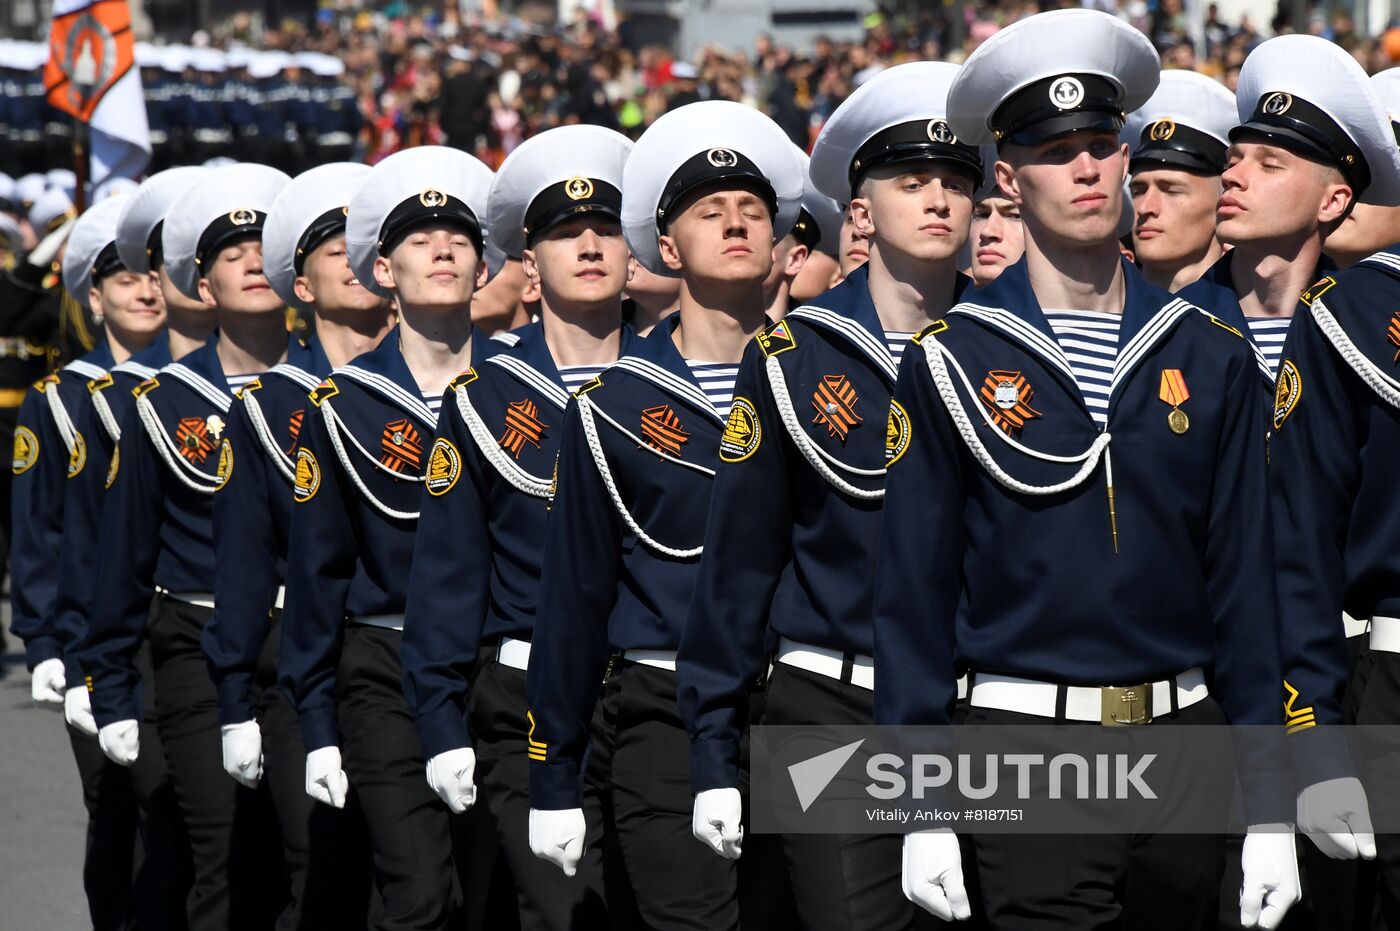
[
  {"xmin": 621, "ymin": 649, "xmax": 677, "ymax": 671},
  {"xmin": 498, "ymin": 637, "xmax": 531, "ymax": 671},
  {"xmin": 1371, "ymin": 616, "xmax": 1400, "ymax": 654},
  {"xmin": 351, "ymin": 613, "xmax": 405, "ymax": 632},
  {"xmin": 969, "ymin": 667, "xmax": 1208, "ymax": 725},
  {"xmin": 168, "ymin": 591, "xmax": 215, "ymax": 609},
  {"xmin": 776, "ymin": 637, "xmax": 875, "ymax": 690},
  {"xmin": 1343, "ymin": 612, "xmax": 1370, "ymax": 640}
]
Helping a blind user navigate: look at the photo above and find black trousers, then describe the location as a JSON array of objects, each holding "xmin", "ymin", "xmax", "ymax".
[
  {"xmin": 69, "ymin": 636, "xmax": 191, "ymax": 930},
  {"xmin": 597, "ymin": 659, "xmax": 740, "ymax": 930},
  {"xmin": 469, "ymin": 659, "xmax": 609, "ymax": 931},
  {"xmin": 151, "ymin": 595, "xmax": 286, "ymax": 931},
  {"xmin": 1354, "ymin": 648, "xmax": 1400, "ymax": 931},
  {"xmin": 337, "ymin": 624, "xmax": 460, "ymax": 931},
  {"xmin": 965, "ymin": 698, "xmax": 1228, "ymax": 931},
  {"xmin": 256, "ymin": 614, "xmax": 371, "ymax": 931},
  {"xmin": 761, "ymin": 664, "xmax": 924, "ymax": 931}
]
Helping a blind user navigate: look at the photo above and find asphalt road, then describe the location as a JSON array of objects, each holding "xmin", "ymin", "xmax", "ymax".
[{"xmin": 0, "ymin": 606, "xmax": 89, "ymax": 931}]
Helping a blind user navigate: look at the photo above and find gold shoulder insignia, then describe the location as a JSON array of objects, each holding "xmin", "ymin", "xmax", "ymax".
[
  {"xmin": 756, "ymin": 320, "xmax": 797, "ymax": 357},
  {"xmin": 449, "ymin": 368, "xmax": 479, "ymax": 391},
  {"xmin": 88, "ymin": 373, "xmax": 114, "ymax": 394},
  {"xmin": 1209, "ymin": 317, "xmax": 1244, "ymax": 339},
  {"xmin": 236, "ymin": 377, "xmax": 263, "ymax": 401},
  {"xmin": 912, "ymin": 319, "xmax": 949, "ymax": 346},
  {"xmin": 309, "ymin": 379, "xmax": 339, "ymax": 407},
  {"xmin": 574, "ymin": 375, "xmax": 604, "ymax": 396},
  {"xmin": 33, "ymin": 373, "xmax": 60, "ymax": 393},
  {"xmin": 132, "ymin": 377, "xmax": 160, "ymax": 398},
  {"xmin": 1299, "ymin": 276, "xmax": 1337, "ymax": 307}
]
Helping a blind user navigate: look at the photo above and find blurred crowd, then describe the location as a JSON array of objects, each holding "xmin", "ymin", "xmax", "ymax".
[{"xmin": 4, "ymin": 0, "xmax": 1400, "ymax": 183}]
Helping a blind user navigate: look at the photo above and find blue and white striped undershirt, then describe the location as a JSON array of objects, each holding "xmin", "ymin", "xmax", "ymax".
[
  {"xmin": 885, "ymin": 331, "xmax": 915, "ymax": 371},
  {"xmin": 1245, "ymin": 316, "xmax": 1293, "ymax": 380},
  {"xmin": 685, "ymin": 360, "xmax": 739, "ymax": 415},
  {"xmin": 1043, "ymin": 310, "xmax": 1121, "ymax": 427},
  {"xmin": 226, "ymin": 373, "xmax": 258, "ymax": 396},
  {"xmin": 422, "ymin": 390, "xmax": 443, "ymax": 417},
  {"xmin": 558, "ymin": 363, "xmax": 609, "ymax": 395}
]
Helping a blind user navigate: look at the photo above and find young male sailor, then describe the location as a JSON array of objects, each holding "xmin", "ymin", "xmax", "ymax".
[
  {"xmin": 874, "ymin": 10, "xmax": 1299, "ymax": 928},
  {"xmin": 399, "ymin": 123, "xmax": 637, "ymax": 931},
  {"xmin": 524, "ymin": 100, "xmax": 804, "ymax": 928},
  {"xmin": 278, "ymin": 145, "xmax": 501, "ymax": 930},
  {"xmin": 677, "ymin": 61, "xmax": 980, "ymax": 931}
]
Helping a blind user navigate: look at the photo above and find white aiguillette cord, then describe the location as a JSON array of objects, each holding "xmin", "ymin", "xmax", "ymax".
[
  {"xmin": 319, "ymin": 396, "xmax": 422, "ymax": 521},
  {"xmin": 136, "ymin": 393, "xmax": 223, "ymax": 495},
  {"xmin": 920, "ymin": 333, "xmax": 1120, "ymax": 552},
  {"xmin": 765, "ymin": 356, "xmax": 886, "ymax": 501},
  {"xmin": 574, "ymin": 392, "xmax": 710, "ymax": 560},
  {"xmin": 1312, "ymin": 298, "xmax": 1400, "ymax": 409},
  {"xmin": 242, "ymin": 389, "xmax": 297, "ymax": 484},
  {"xmin": 455, "ymin": 384, "xmax": 552, "ymax": 498}
]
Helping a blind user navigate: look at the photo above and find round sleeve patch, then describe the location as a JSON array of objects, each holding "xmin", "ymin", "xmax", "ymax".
[
  {"xmin": 66, "ymin": 431, "xmax": 86, "ymax": 478},
  {"xmin": 105, "ymin": 446, "xmax": 120, "ymax": 488},
  {"xmin": 12, "ymin": 426, "xmax": 38, "ymax": 475},
  {"xmin": 1273, "ymin": 360, "xmax": 1302, "ymax": 430},
  {"xmin": 719, "ymin": 396, "xmax": 762, "ymax": 463},
  {"xmin": 215, "ymin": 438, "xmax": 234, "ymax": 490},
  {"xmin": 293, "ymin": 447, "xmax": 321, "ymax": 502},
  {"xmin": 885, "ymin": 400, "xmax": 912, "ymax": 465},
  {"xmin": 425, "ymin": 437, "xmax": 462, "ymax": 497}
]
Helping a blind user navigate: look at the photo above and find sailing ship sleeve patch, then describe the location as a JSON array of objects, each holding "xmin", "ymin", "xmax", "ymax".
[
  {"xmin": 293, "ymin": 448, "xmax": 322, "ymax": 502},
  {"xmin": 719, "ymin": 396, "xmax": 762, "ymax": 462},
  {"xmin": 425, "ymin": 438, "xmax": 462, "ymax": 496}
]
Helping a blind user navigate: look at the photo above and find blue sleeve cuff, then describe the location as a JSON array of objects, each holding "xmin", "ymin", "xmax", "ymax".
[
  {"xmin": 215, "ymin": 674, "xmax": 255, "ymax": 729},
  {"xmin": 298, "ymin": 708, "xmax": 340, "ymax": 754},
  {"xmin": 63, "ymin": 653, "xmax": 84, "ymax": 691},
  {"xmin": 529, "ymin": 760, "xmax": 584, "ymax": 810},
  {"xmin": 23, "ymin": 636, "xmax": 61, "ymax": 671},
  {"xmin": 1290, "ymin": 725, "xmax": 1357, "ymax": 787},
  {"xmin": 417, "ymin": 706, "xmax": 474, "ymax": 761},
  {"xmin": 689, "ymin": 737, "xmax": 741, "ymax": 794},
  {"xmin": 90, "ymin": 686, "xmax": 140, "ymax": 729}
]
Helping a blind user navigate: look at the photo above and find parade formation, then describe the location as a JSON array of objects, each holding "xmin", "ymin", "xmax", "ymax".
[{"xmin": 12, "ymin": 6, "xmax": 1400, "ymax": 930}]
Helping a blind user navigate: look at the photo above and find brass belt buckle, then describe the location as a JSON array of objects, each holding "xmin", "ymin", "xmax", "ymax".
[{"xmin": 1101, "ymin": 683, "xmax": 1153, "ymax": 725}]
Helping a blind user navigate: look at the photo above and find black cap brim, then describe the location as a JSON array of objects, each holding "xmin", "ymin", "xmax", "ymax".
[{"xmin": 1002, "ymin": 110, "xmax": 1124, "ymax": 147}]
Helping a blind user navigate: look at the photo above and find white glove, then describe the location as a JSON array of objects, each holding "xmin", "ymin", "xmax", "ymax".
[
  {"xmin": 529, "ymin": 807, "xmax": 587, "ymax": 877},
  {"xmin": 220, "ymin": 720, "xmax": 264, "ymax": 788},
  {"xmin": 1240, "ymin": 824, "xmax": 1301, "ymax": 930},
  {"xmin": 27, "ymin": 217, "xmax": 75, "ymax": 267},
  {"xmin": 902, "ymin": 829, "xmax": 972, "ymax": 922},
  {"xmin": 1297, "ymin": 776, "xmax": 1376, "ymax": 860},
  {"xmin": 305, "ymin": 746, "xmax": 349, "ymax": 808},
  {"xmin": 692, "ymin": 787, "xmax": 744, "ymax": 859},
  {"xmin": 64, "ymin": 686, "xmax": 97, "ymax": 736},
  {"xmin": 98, "ymin": 719, "xmax": 140, "ymax": 766},
  {"xmin": 30, "ymin": 658, "xmax": 66, "ymax": 706},
  {"xmin": 426, "ymin": 747, "xmax": 477, "ymax": 813}
]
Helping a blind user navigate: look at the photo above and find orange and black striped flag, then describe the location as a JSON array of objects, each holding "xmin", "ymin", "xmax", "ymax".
[
  {"xmin": 380, "ymin": 419, "xmax": 423, "ymax": 473},
  {"xmin": 286, "ymin": 409, "xmax": 304, "ymax": 454},
  {"xmin": 176, "ymin": 417, "xmax": 214, "ymax": 463},
  {"xmin": 1388, "ymin": 312, "xmax": 1400, "ymax": 362},
  {"xmin": 640, "ymin": 404, "xmax": 688, "ymax": 457},
  {"xmin": 499, "ymin": 399, "xmax": 547, "ymax": 459},
  {"xmin": 811, "ymin": 374, "xmax": 862, "ymax": 442},
  {"xmin": 979, "ymin": 371, "xmax": 1042, "ymax": 435}
]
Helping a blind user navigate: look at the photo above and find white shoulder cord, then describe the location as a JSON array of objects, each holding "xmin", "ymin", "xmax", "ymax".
[
  {"xmin": 91, "ymin": 388, "xmax": 121, "ymax": 443},
  {"xmin": 135, "ymin": 394, "xmax": 222, "ymax": 495},
  {"xmin": 574, "ymin": 392, "xmax": 708, "ymax": 559},
  {"xmin": 46, "ymin": 384, "xmax": 79, "ymax": 456},
  {"xmin": 1311, "ymin": 299, "xmax": 1400, "ymax": 409},
  {"xmin": 765, "ymin": 356, "xmax": 886, "ymax": 501},
  {"xmin": 318, "ymin": 397, "xmax": 421, "ymax": 521},
  {"xmin": 454, "ymin": 386, "xmax": 552, "ymax": 498},
  {"xmin": 921, "ymin": 334, "xmax": 1112, "ymax": 496},
  {"xmin": 242, "ymin": 390, "xmax": 296, "ymax": 484}
]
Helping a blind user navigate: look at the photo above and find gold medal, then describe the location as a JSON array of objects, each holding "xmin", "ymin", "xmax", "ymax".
[{"xmin": 1167, "ymin": 408, "xmax": 1189, "ymax": 435}]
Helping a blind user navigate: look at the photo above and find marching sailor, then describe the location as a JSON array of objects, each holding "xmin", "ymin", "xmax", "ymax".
[
  {"xmin": 676, "ymin": 61, "xmax": 979, "ymax": 931},
  {"xmin": 874, "ymin": 10, "xmax": 1299, "ymax": 927},
  {"xmin": 524, "ymin": 100, "xmax": 804, "ymax": 928}
]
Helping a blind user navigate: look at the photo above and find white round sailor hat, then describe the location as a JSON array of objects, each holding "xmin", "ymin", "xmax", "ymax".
[
  {"xmin": 116, "ymin": 166, "xmax": 210, "ymax": 275},
  {"xmin": 345, "ymin": 145, "xmax": 495, "ymax": 300},
  {"xmin": 263, "ymin": 162, "xmax": 371, "ymax": 310},
  {"xmin": 790, "ymin": 144, "xmax": 843, "ymax": 258},
  {"xmin": 487, "ymin": 124, "xmax": 633, "ymax": 260},
  {"xmin": 94, "ymin": 177, "xmax": 140, "ymax": 204},
  {"xmin": 621, "ymin": 99, "xmax": 805, "ymax": 276},
  {"xmin": 29, "ymin": 186, "xmax": 76, "ymax": 235},
  {"xmin": 62, "ymin": 196, "xmax": 132, "ymax": 312},
  {"xmin": 15, "ymin": 174, "xmax": 47, "ymax": 208},
  {"xmin": 161, "ymin": 163, "xmax": 292, "ymax": 301},
  {"xmin": 46, "ymin": 168, "xmax": 77, "ymax": 192},
  {"xmin": 947, "ymin": 9, "xmax": 1160, "ymax": 148},
  {"xmin": 1233, "ymin": 34, "xmax": 1400, "ymax": 206},
  {"xmin": 810, "ymin": 61, "xmax": 984, "ymax": 203},
  {"xmin": 1372, "ymin": 68, "xmax": 1400, "ymax": 124},
  {"xmin": 1122, "ymin": 70, "xmax": 1235, "ymax": 176}
]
